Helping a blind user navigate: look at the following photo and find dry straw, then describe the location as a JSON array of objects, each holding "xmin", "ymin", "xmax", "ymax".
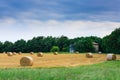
[
  {"xmin": 30, "ymin": 52, "xmax": 34, "ymax": 55},
  {"xmin": 3, "ymin": 52, "xmax": 6, "ymax": 54},
  {"xmin": 20, "ymin": 56, "xmax": 33, "ymax": 66},
  {"xmin": 13, "ymin": 52, "xmax": 17, "ymax": 55},
  {"xmin": 7, "ymin": 52, "xmax": 13, "ymax": 56},
  {"xmin": 53, "ymin": 52, "xmax": 58, "ymax": 55},
  {"xmin": 18, "ymin": 52, "xmax": 22, "ymax": 55},
  {"xmin": 106, "ymin": 54, "xmax": 116, "ymax": 61},
  {"xmin": 86, "ymin": 52, "xmax": 93, "ymax": 58},
  {"xmin": 37, "ymin": 52, "xmax": 43, "ymax": 57},
  {"xmin": 75, "ymin": 51, "xmax": 79, "ymax": 54}
]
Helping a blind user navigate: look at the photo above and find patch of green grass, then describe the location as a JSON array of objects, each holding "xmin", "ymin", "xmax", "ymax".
[{"xmin": 0, "ymin": 61, "xmax": 120, "ymax": 80}]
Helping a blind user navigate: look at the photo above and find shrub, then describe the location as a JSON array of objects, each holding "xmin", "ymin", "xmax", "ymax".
[{"xmin": 50, "ymin": 46, "xmax": 60, "ymax": 52}]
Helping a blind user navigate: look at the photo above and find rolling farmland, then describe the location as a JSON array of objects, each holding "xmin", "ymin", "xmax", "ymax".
[{"xmin": 0, "ymin": 53, "xmax": 120, "ymax": 68}]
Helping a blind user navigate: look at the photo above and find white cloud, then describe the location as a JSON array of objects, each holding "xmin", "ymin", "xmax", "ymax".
[
  {"xmin": 0, "ymin": 18, "xmax": 120, "ymax": 42},
  {"xmin": 0, "ymin": 18, "xmax": 17, "ymax": 25}
]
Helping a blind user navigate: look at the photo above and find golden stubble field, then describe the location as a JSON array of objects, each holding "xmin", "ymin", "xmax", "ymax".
[{"xmin": 0, "ymin": 53, "xmax": 120, "ymax": 68}]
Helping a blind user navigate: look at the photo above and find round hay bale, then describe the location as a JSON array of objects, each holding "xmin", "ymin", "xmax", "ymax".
[
  {"xmin": 37, "ymin": 52, "xmax": 43, "ymax": 57},
  {"xmin": 20, "ymin": 56, "xmax": 33, "ymax": 66},
  {"xmin": 13, "ymin": 52, "xmax": 17, "ymax": 55},
  {"xmin": 30, "ymin": 52, "xmax": 34, "ymax": 55},
  {"xmin": 3, "ymin": 52, "xmax": 6, "ymax": 54},
  {"xmin": 75, "ymin": 51, "xmax": 79, "ymax": 54},
  {"xmin": 86, "ymin": 53, "xmax": 93, "ymax": 58},
  {"xmin": 3, "ymin": 52, "xmax": 6, "ymax": 53},
  {"xmin": 18, "ymin": 52, "xmax": 22, "ymax": 55},
  {"xmin": 53, "ymin": 52, "xmax": 58, "ymax": 55},
  {"xmin": 7, "ymin": 52, "xmax": 13, "ymax": 56},
  {"xmin": 106, "ymin": 54, "xmax": 116, "ymax": 61},
  {"xmin": 98, "ymin": 51, "xmax": 102, "ymax": 54}
]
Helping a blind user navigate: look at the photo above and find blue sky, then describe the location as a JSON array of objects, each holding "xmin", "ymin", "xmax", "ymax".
[{"xmin": 0, "ymin": 0, "xmax": 120, "ymax": 42}]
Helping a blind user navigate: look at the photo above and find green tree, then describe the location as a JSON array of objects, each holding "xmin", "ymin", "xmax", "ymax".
[
  {"xmin": 0, "ymin": 41, "xmax": 3, "ymax": 52},
  {"xmin": 101, "ymin": 35, "xmax": 110, "ymax": 53},
  {"xmin": 74, "ymin": 38, "xmax": 95, "ymax": 52},
  {"xmin": 56, "ymin": 36, "xmax": 69, "ymax": 52},
  {"xmin": 50, "ymin": 46, "xmax": 60, "ymax": 52},
  {"xmin": 13, "ymin": 39, "xmax": 26, "ymax": 52},
  {"xmin": 102, "ymin": 28, "xmax": 120, "ymax": 53},
  {"xmin": 85, "ymin": 36, "xmax": 102, "ymax": 52},
  {"xmin": 2, "ymin": 41, "xmax": 13, "ymax": 52},
  {"xmin": 26, "ymin": 36, "xmax": 44, "ymax": 52},
  {"xmin": 43, "ymin": 36, "xmax": 56, "ymax": 52}
]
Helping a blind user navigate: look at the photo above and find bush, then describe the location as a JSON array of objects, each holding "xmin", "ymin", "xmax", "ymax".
[{"xmin": 50, "ymin": 46, "xmax": 60, "ymax": 52}]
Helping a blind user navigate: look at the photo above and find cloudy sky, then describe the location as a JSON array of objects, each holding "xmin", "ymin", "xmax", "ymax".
[{"xmin": 0, "ymin": 0, "xmax": 120, "ymax": 42}]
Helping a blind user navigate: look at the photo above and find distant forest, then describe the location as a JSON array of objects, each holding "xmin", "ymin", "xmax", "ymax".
[{"xmin": 0, "ymin": 28, "xmax": 120, "ymax": 54}]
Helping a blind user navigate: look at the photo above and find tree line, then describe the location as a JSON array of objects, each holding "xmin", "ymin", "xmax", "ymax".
[{"xmin": 0, "ymin": 28, "xmax": 120, "ymax": 54}]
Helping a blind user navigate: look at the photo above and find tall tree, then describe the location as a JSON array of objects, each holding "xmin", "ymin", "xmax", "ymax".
[
  {"xmin": 102, "ymin": 28, "xmax": 120, "ymax": 53},
  {"xmin": 43, "ymin": 36, "xmax": 56, "ymax": 52},
  {"xmin": 0, "ymin": 41, "xmax": 3, "ymax": 52},
  {"xmin": 2, "ymin": 41, "xmax": 13, "ymax": 52},
  {"xmin": 74, "ymin": 38, "xmax": 95, "ymax": 52},
  {"xmin": 26, "ymin": 36, "xmax": 44, "ymax": 52},
  {"xmin": 56, "ymin": 36, "xmax": 69, "ymax": 52},
  {"xmin": 101, "ymin": 35, "xmax": 110, "ymax": 53},
  {"xmin": 86, "ymin": 36, "xmax": 102, "ymax": 51},
  {"xmin": 13, "ymin": 39, "xmax": 26, "ymax": 52}
]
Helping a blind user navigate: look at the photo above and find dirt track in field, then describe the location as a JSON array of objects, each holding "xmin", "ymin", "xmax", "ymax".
[{"xmin": 0, "ymin": 53, "xmax": 120, "ymax": 68}]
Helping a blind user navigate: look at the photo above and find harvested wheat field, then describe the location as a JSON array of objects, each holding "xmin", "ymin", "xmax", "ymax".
[{"xmin": 0, "ymin": 53, "xmax": 120, "ymax": 68}]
